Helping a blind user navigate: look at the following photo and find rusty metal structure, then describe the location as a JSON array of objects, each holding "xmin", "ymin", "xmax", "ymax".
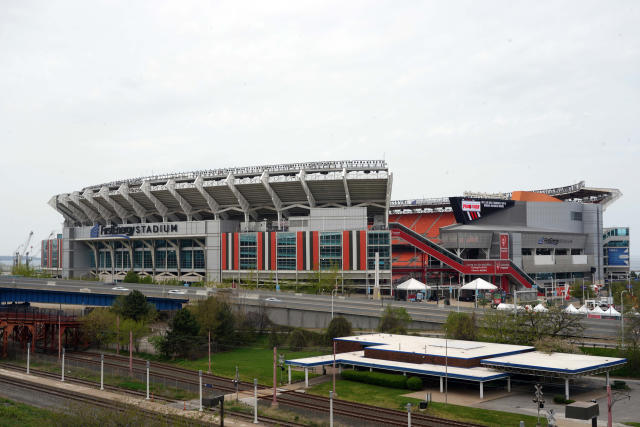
[{"xmin": 0, "ymin": 307, "xmax": 83, "ymax": 357}]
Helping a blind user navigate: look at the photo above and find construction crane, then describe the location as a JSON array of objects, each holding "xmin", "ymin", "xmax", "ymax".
[{"xmin": 14, "ymin": 231, "xmax": 34, "ymax": 267}]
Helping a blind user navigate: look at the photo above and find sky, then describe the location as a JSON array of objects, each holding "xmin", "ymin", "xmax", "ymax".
[{"xmin": 0, "ymin": 1, "xmax": 638, "ymax": 267}]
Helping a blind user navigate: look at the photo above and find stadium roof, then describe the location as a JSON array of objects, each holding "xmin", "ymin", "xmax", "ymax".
[
  {"xmin": 391, "ymin": 181, "xmax": 621, "ymax": 213},
  {"xmin": 49, "ymin": 160, "xmax": 392, "ymax": 226}
]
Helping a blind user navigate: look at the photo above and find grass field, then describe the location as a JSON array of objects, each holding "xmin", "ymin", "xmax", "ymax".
[
  {"xmin": 307, "ymin": 380, "xmax": 548, "ymax": 427},
  {"xmin": 138, "ymin": 336, "xmax": 328, "ymax": 386},
  {"xmin": 0, "ymin": 398, "xmax": 51, "ymax": 427}
]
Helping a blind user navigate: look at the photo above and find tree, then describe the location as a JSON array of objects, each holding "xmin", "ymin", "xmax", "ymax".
[
  {"xmin": 123, "ymin": 270, "xmax": 140, "ymax": 283},
  {"xmin": 81, "ymin": 308, "xmax": 117, "ymax": 349},
  {"xmin": 326, "ymin": 317, "xmax": 352, "ymax": 343},
  {"xmin": 156, "ymin": 308, "xmax": 202, "ymax": 359},
  {"xmin": 191, "ymin": 296, "xmax": 235, "ymax": 344},
  {"xmin": 112, "ymin": 290, "xmax": 156, "ymax": 322},
  {"xmin": 443, "ymin": 312, "xmax": 477, "ymax": 341},
  {"xmin": 117, "ymin": 318, "xmax": 150, "ymax": 353},
  {"xmin": 377, "ymin": 306, "xmax": 411, "ymax": 334}
]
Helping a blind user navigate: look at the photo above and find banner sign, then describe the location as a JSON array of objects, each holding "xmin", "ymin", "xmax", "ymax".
[
  {"xmin": 499, "ymin": 233, "xmax": 509, "ymax": 260},
  {"xmin": 449, "ymin": 197, "xmax": 515, "ymax": 224}
]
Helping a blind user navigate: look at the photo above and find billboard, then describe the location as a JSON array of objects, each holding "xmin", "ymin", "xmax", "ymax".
[
  {"xmin": 607, "ymin": 247, "xmax": 629, "ymax": 266},
  {"xmin": 450, "ymin": 197, "xmax": 515, "ymax": 224}
]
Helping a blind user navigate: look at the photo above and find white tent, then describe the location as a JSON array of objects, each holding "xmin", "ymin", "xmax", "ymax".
[
  {"xmin": 460, "ymin": 278, "xmax": 498, "ymax": 291},
  {"xmin": 577, "ymin": 304, "xmax": 589, "ymax": 314},
  {"xmin": 590, "ymin": 306, "xmax": 605, "ymax": 314},
  {"xmin": 603, "ymin": 306, "xmax": 621, "ymax": 317},
  {"xmin": 396, "ymin": 278, "xmax": 430, "ymax": 291},
  {"xmin": 496, "ymin": 303, "xmax": 512, "ymax": 311},
  {"xmin": 533, "ymin": 303, "xmax": 548, "ymax": 312},
  {"xmin": 564, "ymin": 304, "xmax": 580, "ymax": 314}
]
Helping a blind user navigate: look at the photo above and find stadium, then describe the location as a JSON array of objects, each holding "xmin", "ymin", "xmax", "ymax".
[{"xmin": 45, "ymin": 160, "xmax": 627, "ymax": 294}]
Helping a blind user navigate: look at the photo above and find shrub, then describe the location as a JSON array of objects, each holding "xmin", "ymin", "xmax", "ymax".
[
  {"xmin": 443, "ymin": 312, "xmax": 477, "ymax": 340},
  {"xmin": 378, "ymin": 306, "xmax": 411, "ymax": 334},
  {"xmin": 341, "ymin": 369, "xmax": 408, "ymax": 389},
  {"xmin": 288, "ymin": 329, "xmax": 308, "ymax": 351},
  {"xmin": 326, "ymin": 317, "xmax": 352, "ymax": 343},
  {"xmin": 553, "ymin": 395, "xmax": 575, "ymax": 404},
  {"xmin": 406, "ymin": 376, "xmax": 422, "ymax": 390},
  {"xmin": 123, "ymin": 270, "xmax": 139, "ymax": 283}
]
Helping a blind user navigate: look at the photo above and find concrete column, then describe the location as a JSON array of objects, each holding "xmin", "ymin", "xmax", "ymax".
[
  {"xmin": 606, "ymin": 372, "xmax": 610, "ymax": 387},
  {"xmin": 369, "ymin": 367, "xmax": 373, "ymax": 372},
  {"xmin": 440, "ymin": 376, "xmax": 444, "ymax": 393},
  {"xmin": 565, "ymin": 378, "xmax": 569, "ymax": 401},
  {"xmin": 288, "ymin": 366, "xmax": 291, "ymax": 384},
  {"xmin": 480, "ymin": 382, "xmax": 484, "ymax": 399},
  {"xmin": 304, "ymin": 368, "xmax": 309, "ymax": 388},
  {"xmin": 338, "ymin": 364, "xmax": 342, "ymax": 374},
  {"xmin": 507, "ymin": 377, "xmax": 511, "ymax": 393}
]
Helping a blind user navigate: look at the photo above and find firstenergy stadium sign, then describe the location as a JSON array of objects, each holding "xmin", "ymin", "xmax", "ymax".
[
  {"xmin": 450, "ymin": 197, "xmax": 515, "ymax": 224},
  {"xmin": 90, "ymin": 223, "xmax": 179, "ymax": 238}
]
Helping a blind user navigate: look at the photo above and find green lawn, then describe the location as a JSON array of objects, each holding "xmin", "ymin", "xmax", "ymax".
[
  {"xmin": 143, "ymin": 336, "xmax": 328, "ymax": 386},
  {"xmin": 0, "ymin": 398, "xmax": 51, "ymax": 427},
  {"xmin": 307, "ymin": 380, "xmax": 547, "ymax": 427}
]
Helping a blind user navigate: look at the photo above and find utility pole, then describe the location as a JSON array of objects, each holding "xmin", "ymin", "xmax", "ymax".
[
  {"xmin": 272, "ymin": 346, "xmax": 277, "ymax": 406},
  {"xmin": 208, "ymin": 330, "xmax": 211, "ymax": 374}
]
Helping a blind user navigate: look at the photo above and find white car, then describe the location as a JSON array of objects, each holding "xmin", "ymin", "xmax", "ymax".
[
  {"xmin": 168, "ymin": 289, "xmax": 187, "ymax": 295},
  {"xmin": 264, "ymin": 297, "xmax": 281, "ymax": 302},
  {"xmin": 112, "ymin": 286, "xmax": 129, "ymax": 291}
]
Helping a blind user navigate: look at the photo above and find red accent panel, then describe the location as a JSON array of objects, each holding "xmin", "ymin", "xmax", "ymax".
[
  {"xmin": 233, "ymin": 233, "xmax": 239, "ymax": 270},
  {"xmin": 359, "ymin": 231, "xmax": 367, "ymax": 271},
  {"xmin": 270, "ymin": 232, "xmax": 277, "ymax": 270},
  {"xmin": 221, "ymin": 233, "xmax": 227, "ymax": 270},
  {"xmin": 297, "ymin": 232, "xmax": 303, "ymax": 271},
  {"xmin": 342, "ymin": 231, "xmax": 350, "ymax": 271},
  {"xmin": 312, "ymin": 231, "xmax": 319, "ymax": 270},
  {"xmin": 257, "ymin": 233, "xmax": 263, "ymax": 270}
]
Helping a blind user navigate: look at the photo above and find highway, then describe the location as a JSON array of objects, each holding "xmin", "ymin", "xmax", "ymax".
[{"xmin": 0, "ymin": 276, "xmax": 622, "ymax": 340}]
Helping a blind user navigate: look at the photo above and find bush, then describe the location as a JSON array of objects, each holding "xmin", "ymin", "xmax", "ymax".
[
  {"xmin": 443, "ymin": 312, "xmax": 477, "ymax": 340},
  {"xmin": 378, "ymin": 306, "xmax": 412, "ymax": 334},
  {"xmin": 406, "ymin": 376, "xmax": 422, "ymax": 390},
  {"xmin": 288, "ymin": 329, "xmax": 308, "ymax": 351},
  {"xmin": 326, "ymin": 317, "xmax": 352, "ymax": 343},
  {"xmin": 553, "ymin": 395, "xmax": 575, "ymax": 404},
  {"xmin": 341, "ymin": 369, "xmax": 408, "ymax": 389},
  {"xmin": 123, "ymin": 271, "xmax": 139, "ymax": 283}
]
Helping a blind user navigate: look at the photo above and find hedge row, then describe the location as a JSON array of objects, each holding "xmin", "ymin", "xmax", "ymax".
[{"xmin": 341, "ymin": 370, "xmax": 422, "ymax": 390}]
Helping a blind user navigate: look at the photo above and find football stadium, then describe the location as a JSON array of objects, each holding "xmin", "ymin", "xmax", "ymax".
[{"xmin": 46, "ymin": 160, "xmax": 626, "ymax": 294}]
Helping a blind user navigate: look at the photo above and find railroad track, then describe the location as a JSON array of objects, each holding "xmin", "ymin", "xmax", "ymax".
[
  {"xmin": 269, "ymin": 391, "xmax": 482, "ymax": 427},
  {"xmin": 0, "ymin": 374, "xmax": 208, "ymax": 426},
  {"xmin": 70, "ymin": 351, "xmax": 255, "ymax": 392},
  {"xmin": 0, "ymin": 361, "xmax": 307, "ymax": 427}
]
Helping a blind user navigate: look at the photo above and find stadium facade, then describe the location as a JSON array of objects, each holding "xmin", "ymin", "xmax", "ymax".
[{"xmin": 47, "ymin": 160, "xmax": 625, "ymax": 293}]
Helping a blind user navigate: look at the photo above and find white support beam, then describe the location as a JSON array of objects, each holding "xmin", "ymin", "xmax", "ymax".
[
  {"xmin": 342, "ymin": 168, "xmax": 351, "ymax": 207},
  {"xmin": 298, "ymin": 169, "xmax": 316, "ymax": 208},
  {"xmin": 48, "ymin": 196, "xmax": 77, "ymax": 225},
  {"xmin": 261, "ymin": 171, "xmax": 283, "ymax": 227},
  {"xmin": 385, "ymin": 172, "xmax": 393, "ymax": 228},
  {"xmin": 194, "ymin": 175, "xmax": 225, "ymax": 219},
  {"xmin": 166, "ymin": 179, "xmax": 198, "ymax": 221},
  {"xmin": 60, "ymin": 194, "xmax": 90, "ymax": 225},
  {"xmin": 118, "ymin": 183, "xmax": 149, "ymax": 223},
  {"xmin": 83, "ymin": 189, "xmax": 114, "ymax": 225},
  {"xmin": 70, "ymin": 191, "xmax": 101, "ymax": 224},
  {"xmin": 140, "ymin": 180, "xmax": 169, "ymax": 222},
  {"xmin": 99, "ymin": 186, "xmax": 130, "ymax": 224},
  {"xmin": 226, "ymin": 173, "xmax": 253, "ymax": 223}
]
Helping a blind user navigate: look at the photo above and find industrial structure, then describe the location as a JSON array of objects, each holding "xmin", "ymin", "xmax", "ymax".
[{"xmin": 45, "ymin": 160, "xmax": 625, "ymax": 293}]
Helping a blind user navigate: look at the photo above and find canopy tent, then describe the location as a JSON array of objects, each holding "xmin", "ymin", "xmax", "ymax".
[
  {"xmin": 564, "ymin": 304, "xmax": 580, "ymax": 314},
  {"xmin": 461, "ymin": 278, "xmax": 498, "ymax": 291},
  {"xmin": 396, "ymin": 278, "xmax": 430, "ymax": 291},
  {"xmin": 577, "ymin": 304, "xmax": 589, "ymax": 314},
  {"xmin": 496, "ymin": 303, "xmax": 524, "ymax": 311},
  {"xmin": 533, "ymin": 303, "xmax": 548, "ymax": 312},
  {"xmin": 603, "ymin": 306, "xmax": 621, "ymax": 317},
  {"xmin": 589, "ymin": 306, "xmax": 605, "ymax": 314}
]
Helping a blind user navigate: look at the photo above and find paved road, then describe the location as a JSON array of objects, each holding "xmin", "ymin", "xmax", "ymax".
[{"xmin": 1, "ymin": 276, "xmax": 623, "ymax": 339}]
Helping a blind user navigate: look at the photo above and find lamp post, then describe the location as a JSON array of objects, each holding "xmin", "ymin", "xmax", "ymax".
[{"xmin": 621, "ymin": 290, "xmax": 628, "ymax": 348}]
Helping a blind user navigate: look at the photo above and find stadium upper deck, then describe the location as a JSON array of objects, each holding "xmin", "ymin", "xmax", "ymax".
[{"xmin": 49, "ymin": 160, "xmax": 392, "ymax": 227}]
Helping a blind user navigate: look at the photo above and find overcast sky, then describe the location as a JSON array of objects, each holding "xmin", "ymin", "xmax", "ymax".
[{"xmin": 0, "ymin": 1, "xmax": 638, "ymax": 266}]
